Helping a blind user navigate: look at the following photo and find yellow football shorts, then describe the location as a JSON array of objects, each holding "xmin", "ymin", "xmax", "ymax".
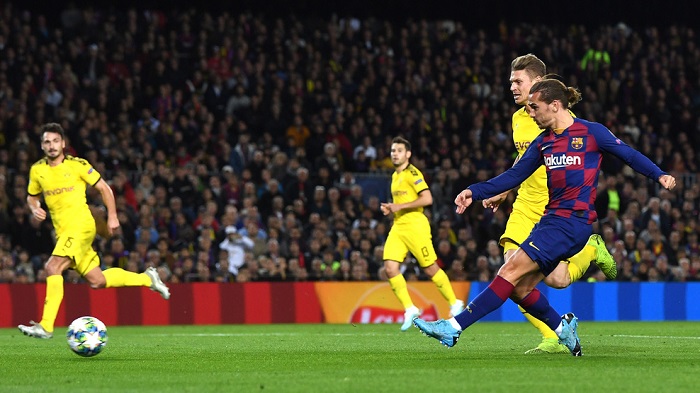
[
  {"xmin": 53, "ymin": 226, "xmax": 100, "ymax": 276},
  {"xmin": 383, "ymin": 219, "xmax": 437, "ymax": 268}
]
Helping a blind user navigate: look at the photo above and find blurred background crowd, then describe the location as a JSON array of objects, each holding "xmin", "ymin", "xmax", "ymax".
[{"xmin": 1, "ymin": 3, "xmax": 699, "ymax": 285}]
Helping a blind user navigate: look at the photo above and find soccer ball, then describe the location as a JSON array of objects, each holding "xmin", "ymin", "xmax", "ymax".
[{"xmin": 66, "ymin": 316, "xmax": 108, "ymax": 357}]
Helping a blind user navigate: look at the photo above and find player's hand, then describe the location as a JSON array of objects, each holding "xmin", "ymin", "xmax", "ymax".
[
  {"xmin": 107, "ymin": 215, "xmax": 120, "ymax": 236},
  {"xmin": 31, "ymin": 207, "xmax": 47, "ymax": 221},
  {"xmin": 659, "ymin": 174, "xmax": 676, "ymax": 190},
  {"xmin": 380, "ymin": 202, "xmax": 394, "ymax": 215},
  {"xmin": 454, "ymin": 188, "xmax": 474, "ymax": 214},
  {"xmin": 482, "ymin": 191, "xmax": 509, "ymax": 212}
]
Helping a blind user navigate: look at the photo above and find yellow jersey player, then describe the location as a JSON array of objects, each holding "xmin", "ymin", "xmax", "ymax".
[
  {"xmin": 18, "ymin": 123, "xmax": 170, "ymax": 339},
  {"xmin": 381, "ymin": 136, "xmax": 464, "ymax": 331},
  {"xmin": 482, "ymin": 54, "xmax": 617, "ymax": 353}
]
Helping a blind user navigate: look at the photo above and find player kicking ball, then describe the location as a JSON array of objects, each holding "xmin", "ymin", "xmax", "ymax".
[
  {"xmin": 414, "ymin": 79, "xmax": 676, "ymax": 356},
  {"xmin": 485, "ymin": 54, "xmax": 617, "ymax": 354}
]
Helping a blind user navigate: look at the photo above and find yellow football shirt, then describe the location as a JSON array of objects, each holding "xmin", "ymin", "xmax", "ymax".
[
  {"xmin": 390, "ymin": 164, "xmax": 429, "ymax": 224},
  {"xmin": 511, "ymin": 107, "xmax": 549, "ymax": 209},
  {"xmin": 27, "ymin": 155, "xmax": 102, "ymax": 235}
]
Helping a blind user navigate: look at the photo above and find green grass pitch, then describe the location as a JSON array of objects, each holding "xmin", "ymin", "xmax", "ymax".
[{"xmin": 1, "ymin": 322, "xmax": 699, "ymax": 392}]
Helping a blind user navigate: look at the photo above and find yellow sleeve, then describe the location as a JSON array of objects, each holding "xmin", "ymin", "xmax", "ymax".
[
  {"xmin": 72, "ymin": 157, "xmax": 102, "ymax": 186},
  {"xmin": 408, "ymin": 166, "xmax": 429, "ymax": 194}
]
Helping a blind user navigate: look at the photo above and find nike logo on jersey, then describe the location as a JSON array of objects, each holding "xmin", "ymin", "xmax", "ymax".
[{"xmin": 528, "ymin": 241, "xmax": 540, "ymax": 251}]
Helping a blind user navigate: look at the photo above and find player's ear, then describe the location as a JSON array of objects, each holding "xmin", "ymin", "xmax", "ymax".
[
  {"xmin": 552, "ymin": 100, "xmax": 560, "ymax": 112},
  {"xmin": 406, "ymin": 150, "xmax": 412, "ymax": 160}
]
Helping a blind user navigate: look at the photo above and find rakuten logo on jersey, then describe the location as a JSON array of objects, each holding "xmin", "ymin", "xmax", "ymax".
[{"xmin": 543, "ymin": 154, "xmax": 581, "ymax": 169}]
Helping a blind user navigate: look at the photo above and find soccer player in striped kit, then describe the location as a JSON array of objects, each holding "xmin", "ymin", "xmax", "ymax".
[
  {"xmin": 414, "ymin": 79, "xmax": 676, "ymax": 356},
  {"xmin": 483, "ymin": 54, "xmax": 617, "ymax": 354}
]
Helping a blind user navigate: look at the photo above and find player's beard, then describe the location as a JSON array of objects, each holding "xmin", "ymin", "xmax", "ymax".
[{"xmin": 45, "ymin": 149, "xmax": 62, "ymax": 161}]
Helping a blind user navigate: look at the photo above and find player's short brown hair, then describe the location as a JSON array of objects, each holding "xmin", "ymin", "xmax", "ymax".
[
  {"xmin": 392, "ymin": 136, "xmax": 411, "ymax": 151},
  {"xmin": 40, "ymin": 123, "xmax": 66, "ymax": 140},
  {"xmin": 511, "ymin": 53, "xmax": 546, "ymax": 80}
]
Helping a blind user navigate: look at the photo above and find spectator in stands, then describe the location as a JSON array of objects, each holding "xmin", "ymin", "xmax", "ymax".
[
  {"xmin": 218, "ymin": 225, "xmax": 253, "ymax": 277},
  {"xmin": 284, "ymin": 167, "xmax": 314, "ymax": 206},
  {"xmin": 286, "ymin": 115, "xmax": 311, "ymax": 150}
]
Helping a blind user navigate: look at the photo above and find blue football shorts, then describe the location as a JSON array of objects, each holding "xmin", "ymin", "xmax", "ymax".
[{"xmin": 518, "ymin": 214, "xmax": 592, "ymax": 276}]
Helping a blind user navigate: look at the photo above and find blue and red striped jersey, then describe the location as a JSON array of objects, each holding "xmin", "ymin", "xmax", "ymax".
[{"xmin": 469, "ymin": 118, "xmax": 666, "ymax": 224}]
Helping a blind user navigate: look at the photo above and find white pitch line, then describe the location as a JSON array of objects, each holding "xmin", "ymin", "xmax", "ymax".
[
  {"xmin": 145, "ymin": 332, "xmax": 395, "ymax": 337},
  {"xmin": 141, "ymin": 333, "xmax": 700, "ymax": 339},
  {"xmin": 613, "ymin": 334, "xmax": 700, "ymax": 340}
]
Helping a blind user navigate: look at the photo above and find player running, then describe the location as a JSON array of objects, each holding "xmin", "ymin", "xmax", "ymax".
[{"xmin": 18, "ymin": 123, "xmax": 170, "ymax": 339}]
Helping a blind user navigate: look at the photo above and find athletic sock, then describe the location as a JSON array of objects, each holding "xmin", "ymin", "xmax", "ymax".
[
  {"xmin": 518, "ymin": 288, "xmax": 562, "ymax": 331},
  {"xmin": 431, "ymin": 268, "xmax": 457, "ymax": 305},
  {"xmin": 518, "ymin": 305, "xmax": 559, "ymax": 339},
  {"xmin": 388, "ymin": 274, "xmax": 414, "ymax": 309},
  {"xmin": 454, "ymin": 275, "xmax": 513, "ymax": 330},
  {"xmin": 103, "ymin": 268, "xmax": 151, "ymax": 287},
  {"xmin": 39, "ymin": 275, "xmax": 64, "ymax": 332},
  {"xmin": 567, "ymin": 244, "xmax": 595, "ymax": 282}
]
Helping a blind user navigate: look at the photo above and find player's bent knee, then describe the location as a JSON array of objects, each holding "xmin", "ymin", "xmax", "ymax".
[
  {"xmin": 45, "ymin": 256, "xmax": 72, "ymax": 276},
  {"xmin": 85, "ymin": 271, "xmax": 107, "ymax": 288},
  {"xmin": 90, "ymin": 277, "xmax": 107, "ymax": 289},
  {"xmin": 422, "ymin": 263, "xmax": 439, "ymax": 276},
  {"xmin": 543, "ymin": 274, "xmax": 569, "ymax": 289},
  {"xmin": 383, "ymin": 260, "xmax": 401, "ymax": 277}
]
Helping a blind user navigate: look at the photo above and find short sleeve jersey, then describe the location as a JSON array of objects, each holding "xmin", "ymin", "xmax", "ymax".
[
  {"xmin": 27, "ymin": 155, "xmax": 102, "ymax": 235},
  {"xmin": 390, "ymin": 164, "xmax": 429, "ymax": 223}
]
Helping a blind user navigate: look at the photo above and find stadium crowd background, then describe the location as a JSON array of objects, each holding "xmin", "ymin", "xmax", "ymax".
[{"xmin": 1, "ymin": 3, "xmax": 699, "ymax": 285}]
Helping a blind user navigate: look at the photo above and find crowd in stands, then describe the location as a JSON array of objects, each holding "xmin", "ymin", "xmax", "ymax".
[{"xmin": 1, "ymin": 3, "xmax": 700, "ymax": 285}]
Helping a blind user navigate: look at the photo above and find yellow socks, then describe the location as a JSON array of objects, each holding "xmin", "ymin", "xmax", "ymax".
[
  {"xmin": 39, "ymin": 275, "xmax": 64, "ymax": 333},
  {"xmin": 103, "ymin": 268, "xmax": 151, "ymax": 288},
  {"xmin": 388, "ymin": 274, "xmax": 414, "ymax": 309},
  {"xmin": 567, "ymin": 243, "xmax": 596, "ymax": 282},
  {"xmin": 519, "ymin": 305, "xmax": 558, "ymax": 339},
  {"xmin": 431, "ymin": 268, "xmax": 457, "ymax": 305},
  {"xmin": 37, "ymin": 269, "xmax": 151, "ymax": 333}
]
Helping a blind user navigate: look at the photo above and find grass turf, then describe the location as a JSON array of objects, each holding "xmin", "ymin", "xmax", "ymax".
[{"xmin": 1, "ymin": 322, "xmax": 699, "ymax": 392}]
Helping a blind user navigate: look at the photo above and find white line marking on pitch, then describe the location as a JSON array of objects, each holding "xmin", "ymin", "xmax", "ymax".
[
  {"xmin": 613, "ymin": 334, "xmax": 700, "ymax": 340},
  {"xmin": 145, "ymin": 333, "xmax": 395, "ymax": 337}
]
